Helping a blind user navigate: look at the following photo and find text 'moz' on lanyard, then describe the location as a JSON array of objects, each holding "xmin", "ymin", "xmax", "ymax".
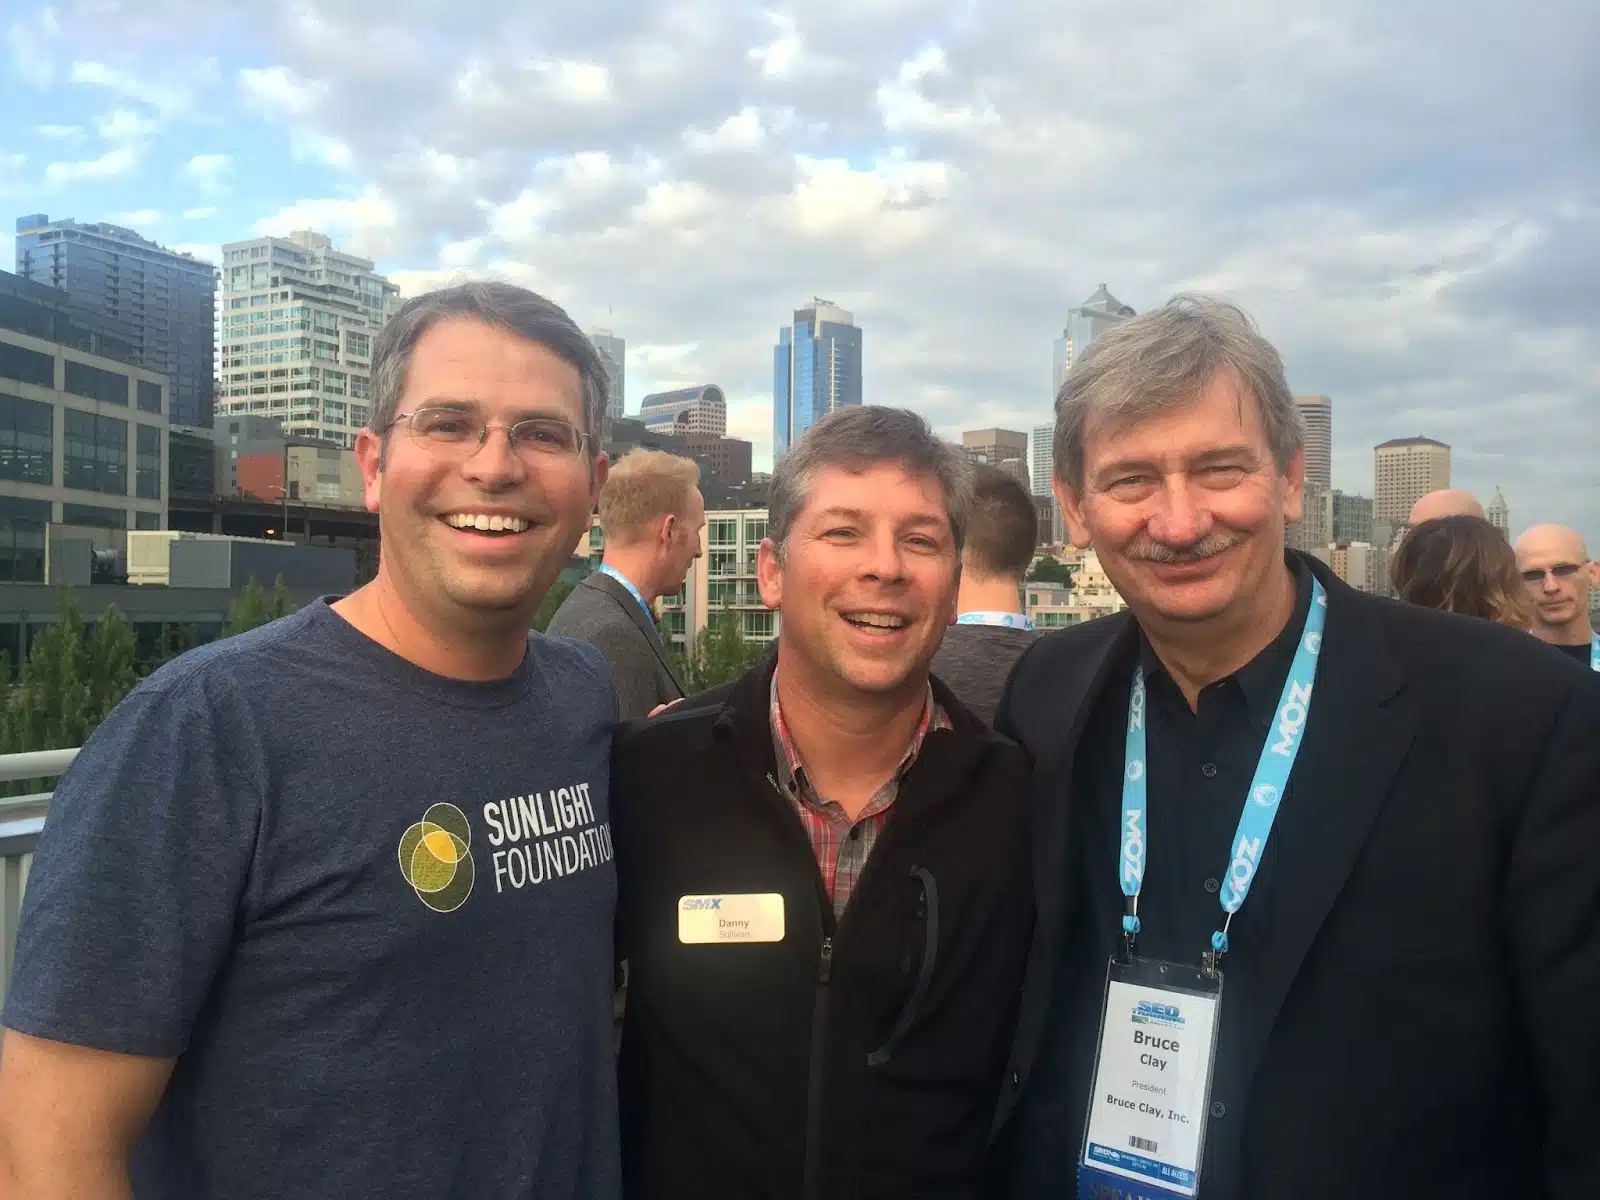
[
  {"xmin": 1077, "ymin": 577, "xmax": 1328, "ymax": 1200},
  {"xmin": 1121, "ymin": 576, "xmax": 1328, "ymax": 970}
]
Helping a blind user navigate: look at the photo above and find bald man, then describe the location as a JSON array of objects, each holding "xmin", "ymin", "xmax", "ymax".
[
  {"xmin": 1515, "ymin": 524, "xmax": 1599, "ymax": 668},
  {"xmin": 1409, "ymin": 488, "xmax": 1484, "ymax": 525}
]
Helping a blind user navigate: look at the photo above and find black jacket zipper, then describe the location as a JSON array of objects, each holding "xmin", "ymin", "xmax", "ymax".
[{"xmin": 804, "ymin": 933, "xmax": 833, "ymax": 1200}]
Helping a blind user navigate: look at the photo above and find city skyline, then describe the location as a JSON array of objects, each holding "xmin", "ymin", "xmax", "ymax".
[{"xmin": 0, "ymin": 2, "xmax": 1590, "ymax": 538}]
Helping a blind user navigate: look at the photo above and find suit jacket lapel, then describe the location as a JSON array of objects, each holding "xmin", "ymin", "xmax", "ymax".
[
  {"xmin": 586, "ymin": 572, "xmax": 687, "ymax": 696},
  {"xmin": 1235, "ymin": 560, "xmax": 1416, "ymax": 1098},
  {"xmin": 998, "ymin": 613, "xmax": 1137, "ymax": 1132}
]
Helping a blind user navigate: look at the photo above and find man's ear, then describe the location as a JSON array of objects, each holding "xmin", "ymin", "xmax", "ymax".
[
  {"xmin": 756, "ymin": 538, "xmax": 783, "ymax": 609},
  {"xmin": 355, "ymin": 427, "xmax": 384, "ymax": 513},
  {"xmin": 1054, "ymin": 476, "xmax": 1092, "ymax": 550}
]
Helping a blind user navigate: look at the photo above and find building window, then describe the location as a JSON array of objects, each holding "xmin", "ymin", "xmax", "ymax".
[
  {"xmin": 136, "ymin": 379, "xmax": 162, "ymax": 413},
  {"xmin": 0, "ymin": 496, "xmax": 50, "ymax": 582},
  {"xmin": 136, "ymin": 424, "xmax": 161, "ymax": 500},
  {"xmin": 135, "ymin": 510, "xmax": 162, "ymax": 530},
  {"xmin": 743, "ymin": 518, "xmax": 767, "ymax": 544},
  {"xmin": 65, "ymin": 360, "xmax": 129, "ymax": 406},
  {"xmin": 708, "ymin": 550, "xmax": 739, "ymax": 577},
  {"xmin": 0, "ymin": 341, "xmax": 55, "ymax": 388},
  {"xmin": 743, "ymin": 611, "xmax": 775, "ymax": 639},
  {"xmin": 63, "ymin": 409, "xmax": 128, "ymax": 495},
  {"xmin": 707, "ymin": 518, "xmax": 738, "ymax": 547},
  {"xmin": 61, "ymin": 502, "xmax": 126, "ymax": 530},
  {"xmin": 0, "ymin": 395, "xmax": 53, "ymax": 484}
]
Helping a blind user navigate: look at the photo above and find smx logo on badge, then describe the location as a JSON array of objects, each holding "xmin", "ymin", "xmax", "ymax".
[
  {"xmin": 1131, "ymin": 1001, "xmax": 1185, "ymax": 1028},
  {"xmin": 682, "ymin": 897, "xmax": 722, "ymax": 911}
]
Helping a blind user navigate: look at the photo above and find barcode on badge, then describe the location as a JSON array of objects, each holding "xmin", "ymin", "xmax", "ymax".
[{"xmin": 1129, "ymin": 1135, "xmax": 1159, "ymax": 1154}]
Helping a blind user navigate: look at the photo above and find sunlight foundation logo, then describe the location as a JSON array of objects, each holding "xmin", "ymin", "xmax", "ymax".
[{"xmin": 398, "ymin": 803, "xmax": 475, "ymax": 913}]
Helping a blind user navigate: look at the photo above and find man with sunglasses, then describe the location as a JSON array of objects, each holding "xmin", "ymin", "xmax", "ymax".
[
  {"xmin": 1515, "ymin": 523, "xmax": 1600, "ymax": 668},
  {"xmin": 0, "ymin": 282, "xmax": 623, "ymax": 1199}
]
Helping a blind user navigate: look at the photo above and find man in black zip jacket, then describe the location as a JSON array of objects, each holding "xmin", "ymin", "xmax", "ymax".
[{"xmin": 612, "ymin": 407, "xmax": 1034, "ymax": 1199}]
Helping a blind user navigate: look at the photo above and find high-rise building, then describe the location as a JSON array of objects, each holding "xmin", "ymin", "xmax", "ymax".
[
  {"xmin": 773, "ymin": 299, "xmax": 862, "ymax": 461},
  {"xmin": 1330, "ymin": 541, "xmax": 1380, "ymax": 593},
  {"xmin": 1374, "ymin": 436, "xmax": 1451, "ymax": 525},
  {"xmin": 639, "ymin": 385, "xmax": 727, "ymax": 438},
  {"xmin": 1331, "ymin": 490, "xmax": 1375, "ymax": 544},
  {"xmin": 588, "ymin": 328, "xmax": 625, "ymax": 419},
  {"xmin": 1031, "ymin": 423, "xmax": 1055, "ymax": 493},
  {"xmin": 15, "ymin": 213, "xmax": 217, "ymax": 428},
  {"xmin": 1295, "ymin": 394, "xmax": 1332, "ymax": 489},
  {"xmin": 0, "ymin": 271, "xmax": 171, "ymax": 578},
  {"xmin": 1486, "ymin": 487, "xmax": 1510, "ymax": 539},
  {"xmin": 1052, "ymin": 284, "xmax": 1135, "ymax": 394},
  {"xmin": 962, "ymin": 428, "xmax": 1029, "ymax": 472},
  {"xmin": 215, "ymin": 230, "xmax": 399, "ymax": 449},
  {"xmin": 1286, "ymin": 480, "xmax": 1332, "ymax": 558},
  {"xmin": 654, "ymin": 508, "xmax": 778, "ymax": 655}
]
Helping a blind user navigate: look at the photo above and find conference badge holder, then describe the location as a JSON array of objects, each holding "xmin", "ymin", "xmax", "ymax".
[{"xmin": 1076, "ymin": 955, "xmax": 1223, "ymax": 1199}]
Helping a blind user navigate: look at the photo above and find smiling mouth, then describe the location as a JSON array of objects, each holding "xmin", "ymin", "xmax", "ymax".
[
  {"xmin": 841, "ymin": 611, "xmax": 909, "ymax": 630},
  {"xmin": 441, "ymin": 512, "xmax": 533, "ymax": 536}
]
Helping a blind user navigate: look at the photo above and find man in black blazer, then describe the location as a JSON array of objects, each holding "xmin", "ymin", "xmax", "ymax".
[
  {"xmin": 989, "ymin": 295, "xmax": 1600, "ymax": 1200},
  {"xmin": 547, "ymin": 449, "xmax": 703, "ymax": 718}
]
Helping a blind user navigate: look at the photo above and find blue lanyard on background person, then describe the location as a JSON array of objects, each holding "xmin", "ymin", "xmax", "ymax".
[
  {"xmin": 1591, "ymin": 632, "xmax": 1599, "ymax": 672},
  {"xmin": 597, "ymin": 564, "xmax": 650, "ymax": 615},
  {"xmin": 956, "ymin": 611, "xmax": 1036, "ymax": 630},
  {"xmin": 1119, "ymin": 578, "xmax": 1328, "ymax": 971}
]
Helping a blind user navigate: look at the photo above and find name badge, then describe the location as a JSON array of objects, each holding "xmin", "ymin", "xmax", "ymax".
[
  {"xmin": 677, "ymin": 893, "xmax": 786, "ymax": 945},
  {"xmin": 1078, "ymin": 958, "xmax": 1223, "ymax": 1199}
]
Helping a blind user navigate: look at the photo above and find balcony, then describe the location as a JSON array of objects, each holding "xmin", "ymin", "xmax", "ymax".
[{"xmin": 0, "ymin": 748, "xmax": 75, "ymax": 1006}]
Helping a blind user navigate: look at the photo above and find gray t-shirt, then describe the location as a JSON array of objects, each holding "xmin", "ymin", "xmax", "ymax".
[
  {"xmin": 931, "ymin": 621, "xmax": 1042, "ymax": 727},
  {"xmin": 3, "ymin": 601, "xmax": 622, "ymax": 1199}
]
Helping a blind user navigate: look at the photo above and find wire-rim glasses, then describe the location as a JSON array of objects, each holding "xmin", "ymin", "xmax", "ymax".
[{"xmin": 389, "ymin": 406, "xmax": 592, "ymax": 460}]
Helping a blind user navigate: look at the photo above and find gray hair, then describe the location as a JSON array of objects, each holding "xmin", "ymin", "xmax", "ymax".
[
  {"xmin": 368, "ymin": 280, "xmax": 609, "ymax": 454},
  {"xmin": 1053, "ymin": 293, "xmax": 1303, "ymax": 490},
  {"xmin": 768, "ymin": 406, "xmax": 973, "ymax": 560}
]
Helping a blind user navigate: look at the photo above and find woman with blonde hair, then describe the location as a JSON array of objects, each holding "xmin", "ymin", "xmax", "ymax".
[{"xmin": 1390, "ymin": 514, "xmax": 1533, "ymax": 629}]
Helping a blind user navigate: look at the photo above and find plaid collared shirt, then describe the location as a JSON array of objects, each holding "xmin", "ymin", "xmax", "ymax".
[{"xmin": 770, "ymin": 672, "xmax": 951, "ymax": 918}]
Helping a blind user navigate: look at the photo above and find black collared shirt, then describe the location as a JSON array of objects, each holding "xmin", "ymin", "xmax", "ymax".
[{"xmin": 1059, "ymin": 557, "xmax": 1314, "ymax": 1193}]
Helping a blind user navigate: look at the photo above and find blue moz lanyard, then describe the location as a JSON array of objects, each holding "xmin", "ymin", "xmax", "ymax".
[
  {"xmin": 1119, "ymin": 578, "xmax": 1328, "ymax": 970},
  {"xmin": 1591, "ymin": 632, "xmax": 1599, "ymax": 672}
]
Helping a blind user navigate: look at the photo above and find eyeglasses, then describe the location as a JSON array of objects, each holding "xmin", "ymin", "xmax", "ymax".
[
  {"xmin": 389, "ymin": 407, "xmax": 591, "ymax": 459},
  {"xmin": 1520, "ymin": 563, "xmax": 1585, "ymax": 584}
]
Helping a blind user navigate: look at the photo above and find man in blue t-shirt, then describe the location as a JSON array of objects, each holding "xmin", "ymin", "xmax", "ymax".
[{"xmin": 0, "ymin": 281, "xmax": 622, "ymax": 1199}]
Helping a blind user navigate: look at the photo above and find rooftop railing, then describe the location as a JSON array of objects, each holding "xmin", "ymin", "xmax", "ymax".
[{"xmin": 0, "ymin": 748, "xmax": 76, "ymax": 1007}]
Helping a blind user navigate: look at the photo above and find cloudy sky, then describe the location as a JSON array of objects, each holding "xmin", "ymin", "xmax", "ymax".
[{"xmin": 2, "ymin": 0, "xmax": 1596, "ymax": 536}]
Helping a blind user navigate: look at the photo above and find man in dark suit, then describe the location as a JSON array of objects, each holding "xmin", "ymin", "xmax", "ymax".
[
  {"xmin": 990, "ymin": 294, "xmax": 1600, "ymax": 1200},
  {"xmin": 548, "ymin": 448, "xmax": 703, "ymax": 718}
]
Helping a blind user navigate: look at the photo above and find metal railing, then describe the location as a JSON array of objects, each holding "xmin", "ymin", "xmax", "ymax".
[{"xmin": 0, "ymin": 748, "xmax": 76, "ymax": 1008}]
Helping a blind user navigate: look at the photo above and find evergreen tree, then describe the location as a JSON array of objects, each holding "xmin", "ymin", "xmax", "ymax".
[
  {"xmin": 224, "ymin": 577, "xmax": 270, "ymax": 636},
  {"xmin": 85, "ymin": 604, "xmax": 136, "ymax": 728},
  {"xmin": 1026, "ymin": 556, "xmax": 1076, "ymax": 586},
  {"xmin": 270, "ymin": 574, "xmax": 292, "ymax": 620},
  {"xmin": 533, "ymin": 577, "xmax": 575, "ymax": 633},
  {"xmin": 689, "ymin": 605, "xmax": 763, "ymax": 690}
]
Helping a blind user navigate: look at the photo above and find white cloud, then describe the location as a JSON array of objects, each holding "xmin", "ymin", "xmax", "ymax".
[
  {"xmin": 253, "ymin": 187, "xmax": 401, "ymax": 260},
  {"xmin": 9, "ymin": 9, "xmax": 60, "ymax": 88},
  {"xmin": 236, "ymin": 64, "xmax": 324, "ymax": 117},
  {"xmin": 290, "ymin": 130, "xmax": 352, "ymax": 169},
  {"xmin": 186, "ymin": 152, "xmax": 231, "ymax": 195},
  {"xmin": 111, "ymin": 208, "xmax": 160, "ymax": 227},
  {"xmin": 182, "ymin": 206, "xmax": 215, "ymax": 220},
  {"xmin": 749, "ymin": 13, "xmax": 803, "ymax": 80},
  {"xmin": 96, "ymin": 108, "xmax": 159, "ymax": 143},
  {"xmin": 685, "ymin": 107, "xmax": 765, "ymax": 153},
  {"xmin": 34, "ymin": 123, "xmax": 82, "ymax": 140},
  {"xmin": 533, "ymin": 59, "xmax": 611, "ymax": 104},
  {"xmin": 876, "ymin": 44, "xmax": 997, "ymax": 134},
  {"xmin": 44, "ymin": 147, "xmax": 135, "ymax": 184},
  {"xmin": 69, "ymin": 59, "xmax": 207, "ymax": 118}
]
